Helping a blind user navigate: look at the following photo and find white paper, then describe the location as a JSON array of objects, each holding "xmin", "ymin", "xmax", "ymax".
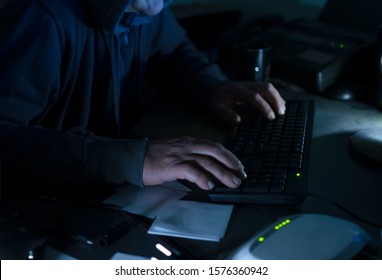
[
  {"xmin": 103, "ymin": 184, "xmax": 187, "ymax": 218},
  {"xmin": 103, "ymin": 182, "xmax": 234, "ymax": 242},
  {"xmin": 148, "ymin": 200, "xmax": 234, "ymax": 242}
]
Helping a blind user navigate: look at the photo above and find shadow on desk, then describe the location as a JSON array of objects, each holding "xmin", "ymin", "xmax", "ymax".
[{"xmin": 307, "ymin": 132, "xmax": 382, "ymax": 234}]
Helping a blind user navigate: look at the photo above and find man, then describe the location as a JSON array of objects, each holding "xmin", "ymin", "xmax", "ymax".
[{"xmin": 0, "ymin": 0, "xmax": 285, "ymax": 195}]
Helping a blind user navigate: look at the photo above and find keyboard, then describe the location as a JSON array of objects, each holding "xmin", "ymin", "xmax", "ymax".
[{"xmin": 209, "ymin": 99, "xmax": 314, "ymax": 205}]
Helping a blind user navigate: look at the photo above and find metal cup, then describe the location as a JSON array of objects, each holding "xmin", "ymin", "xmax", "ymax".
[{"xmin": 235, "ymin": 42, "xmax": 272, "ymax": 82}]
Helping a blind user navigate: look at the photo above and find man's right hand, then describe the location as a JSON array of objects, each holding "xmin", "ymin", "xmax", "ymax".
[{"xmin": 142, "ymin": 136, "xmax": 247, "ymax": 190}]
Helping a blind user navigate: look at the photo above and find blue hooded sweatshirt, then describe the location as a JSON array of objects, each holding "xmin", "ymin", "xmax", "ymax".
[{"xmin": 0, "ymin": 0, "xmax": 230, "ymax": 194}]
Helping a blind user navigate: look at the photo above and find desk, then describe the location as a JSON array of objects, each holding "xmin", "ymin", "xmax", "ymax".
[
  {"xmin": 129, "ymin": 87, "xmax": 382, "ymax": 259},
  {"xmin": 1, "ymin": 87, "xmax": 381, "ymax": 260}
]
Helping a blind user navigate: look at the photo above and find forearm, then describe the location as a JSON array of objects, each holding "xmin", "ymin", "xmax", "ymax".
[{"xmin": 1, "ymin": 124, "xmax": 148, "ymax": 195}]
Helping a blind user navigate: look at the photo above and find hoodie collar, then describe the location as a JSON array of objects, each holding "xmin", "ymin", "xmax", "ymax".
[{"xmin": 86, "ymin": 0, "xmax": 173, "ymax": 32}]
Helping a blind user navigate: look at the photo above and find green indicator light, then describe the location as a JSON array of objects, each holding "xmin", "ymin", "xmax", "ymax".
[
  {"xmin": 339, "ymin": 44, "xmax": 345, "ymax": 49},
  {"xmin": 286, "ymin": 219, "xmax": 291, "ymax": 223},
  {"xmin": 296, "ymin": 173, "xmax": 301, "ymax": 177},
  {"xmin": 278, "ymin": 224, "xmax": 283, "ymax": 228},
  {"xmin": 282, "ymin": 222, "xmax": 287, "ymax": 225},
  {"xmin": 275, "ymin": 226, "xmax": 280, "ymax": 230},
  {"xmin": 258, "ymin": 237, "xmax": 265, "ymax": 242}
]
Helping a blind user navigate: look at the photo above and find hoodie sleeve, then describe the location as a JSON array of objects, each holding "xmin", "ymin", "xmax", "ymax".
[
  {"xmin": 147, "ymin": 8, "xmax": 232, "ymax": 102},
  {"xmin": 0, "ymin": 1, "xmax": 147, "ymax": 195}
]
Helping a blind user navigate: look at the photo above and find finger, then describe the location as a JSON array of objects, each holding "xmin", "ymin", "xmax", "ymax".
[
  {"xmin": 250, "ymin": 82, "xmax": 286, "ymax": 115},
  {"xmin": 224, "ymin": 84, "xmax": 275, "ymax": 120},
  {"xmin": 253, "ymin": 92, "xmax": 276, "ymax": 120},
  {"xmin": 185, "ymin": 138, "xmax": 245, "ymax": 172},
  {"xmin": 193, "ymin": 155, "xmax": 244, "ymax": 188},
  {"xmin": 241, "ymin": 89, "xmax": 276, "ymax": 120},
  {"xmin": 171, "ymin": 162, "xmax": 216, "ymax": 190},
  {"xmin": 212, "ymin": 103, "xmax": 241, "ymax": 125},
  {"xmin": 232, "ymin": 82, "xmax": 285, "ymax": 117}
]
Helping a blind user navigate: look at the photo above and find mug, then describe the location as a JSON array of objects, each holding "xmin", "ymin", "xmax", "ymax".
[{"xmin": 235, "ymin": 42, "xmax": 272, "ymax": 82}]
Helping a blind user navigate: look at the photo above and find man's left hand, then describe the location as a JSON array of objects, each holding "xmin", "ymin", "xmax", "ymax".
[{"xmin": 209, "ymin": 81, "xmax": 286, "ymax": 124}]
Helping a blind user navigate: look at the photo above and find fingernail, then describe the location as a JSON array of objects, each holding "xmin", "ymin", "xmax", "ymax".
[
  {"xmin": 268, "ymin": 112, "xmax": 276, "ymax": 120},
  {"xmin": 279, "ymin": 106, "xmax": 286, "ymax": 115},
  {"xmin": 208, "ymin": 181, "xmax": 215, "ymax": 190},
  {"xmin": 241, "ymin": 170, "xmax": 247, "ymax": 179},
  {"xmin": 238, "ymin": 161, "xmax": 245, "ymax": 170},
  {"xmin": 232, "ymin": 175, "xmax": 241, "ymax": 186}
]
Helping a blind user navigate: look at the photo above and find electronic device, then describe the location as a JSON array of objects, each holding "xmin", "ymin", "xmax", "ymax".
[
  {"xmin": 254, "ymin": 23, "xmax": 372, "ymax": 93},
  {"xmin": 227, "ymin": 213, "xmax": 371, "ymax": 260},
  {"xmin": 350, "ymin": 128, "xmax": 382, "ymax": 162},
  {"xmin": 349, "ymin": 24, "xmax": 382, "ymax": 163},
  {"xmin": 327, "ymin": 84, "xmax": 357, "ymax": 101},
  {"xmin": 209, "ymin": 99, "xmax": 314, "ymax": 205},
  {"xmin": 242, "ymin": 0, "xmax": 381, "ymax": 93}
]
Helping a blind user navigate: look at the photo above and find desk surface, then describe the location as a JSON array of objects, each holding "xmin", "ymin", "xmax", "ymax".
[
  {"xmin": 129, "ymin": 87, "xmax": 382, "ymax": 259},
  {"xmin": 1, "ymin": 87, "xmax": 381, "ymax": 260}
]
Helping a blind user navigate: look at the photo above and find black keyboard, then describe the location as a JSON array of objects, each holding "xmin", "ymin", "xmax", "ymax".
[{"xmin": 209, "ymin": 99, "xmax": 314, "ymax": 205}]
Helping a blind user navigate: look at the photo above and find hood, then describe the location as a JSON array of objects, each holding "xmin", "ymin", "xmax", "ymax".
[{"xmin": 86, "ymin": 0, "xmax": 173, "ymax": 32}]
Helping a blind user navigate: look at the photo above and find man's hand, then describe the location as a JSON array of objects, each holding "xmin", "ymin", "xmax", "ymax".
[
  {"xmin": 142, "ymin": 137, "xmax": 247, "ymax": 190},
  {"xmin": 209, "ymin": 81, "xmax": 286, "ymax": 124}
]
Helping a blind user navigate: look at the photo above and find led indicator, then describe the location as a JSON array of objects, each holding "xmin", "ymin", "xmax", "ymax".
[
  {"xmin": 296, "ymin": 173, "xmax": 301, "ymax": 177},
  {"xmin": 258, "ymin": 237, "xmax": 265, "ymax": 242},
  {"xmin": 274, "ymin": 219, "xmax": 292, "ymax": 230},
  {"xmin": 339, "ymin": 43, "xmax": 345, "ymax": 49}
]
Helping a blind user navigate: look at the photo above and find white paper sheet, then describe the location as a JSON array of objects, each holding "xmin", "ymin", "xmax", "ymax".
[
  {"xmin": 148, "ymin": 200, "xmax": 234, "ymax": 242},
  {"xmin": 103, "ymin": 182, "xmax": 234, "ymax": 242},
  {"xmin": 103, "ymin": 184, "xmax": 188, "ymax": 219}
]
